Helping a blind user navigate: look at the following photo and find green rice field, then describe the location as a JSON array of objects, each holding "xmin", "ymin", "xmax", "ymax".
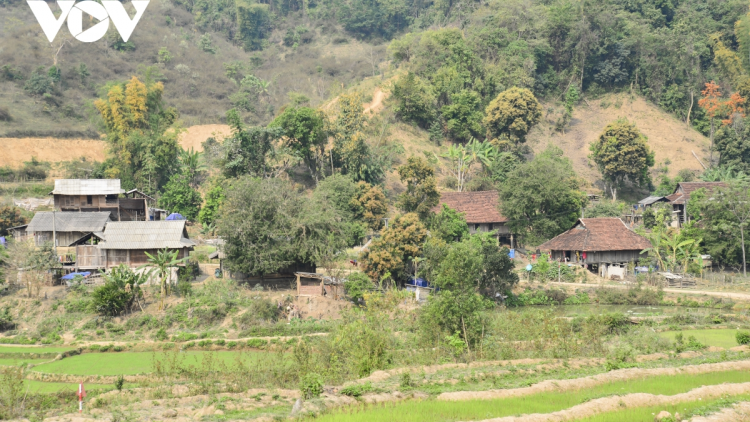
[
  {"xmin": 0, "ymin": 345, "xmax": 75, "ymax": 354},
  {"xmin": 576, "ymin": 394, "xmax": 750, "ymax": 421},
  {"xmin": 32, "ymin": 350, "xmax": 286, "ymax": 376},
  {"xmin": 23, "ymin": 380, "xmax": 127, "ymax": 394},
  {"xmin": 0, "ymin": 357, "xmax": 50, "ymax": 366},
  {"xmin": 308, "ymin": 370, "xmax": 750, "ymax": 422},
  {"xmin": 658, "ymin": 329, "xmax": 743, "ymax": 349}
]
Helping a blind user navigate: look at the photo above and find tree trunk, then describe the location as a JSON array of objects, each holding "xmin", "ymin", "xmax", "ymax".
[
  {"xmin": 742, "ymin": 226, "xmax": 747, "ymax": 277},
  {"xmin": 710, "ymin": 118, "xmax": 715, "ymax": 168},
  {"xmin": 610, "ymin": 184, "xmax": 617, "ymax": 202},
  {"xmin": 686, "ymin": 91, "xmax": 694, "ymax": 127}
]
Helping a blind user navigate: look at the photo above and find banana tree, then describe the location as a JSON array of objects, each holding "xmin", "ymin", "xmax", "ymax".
[{"xmin": 142, "ymin": 248, "xmax": 187, "ymax": 310}]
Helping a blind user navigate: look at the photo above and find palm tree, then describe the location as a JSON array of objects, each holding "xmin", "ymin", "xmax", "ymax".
[{"xmin": 143, "ymin": 248, "xmax": 186, "ymax": 310}]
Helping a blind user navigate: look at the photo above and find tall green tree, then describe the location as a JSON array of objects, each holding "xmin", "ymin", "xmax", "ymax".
[
  {"xmin": 589, "ymin": 119, "xmax": 655, "ymax": 201},
  {"xmin": 217, "ymin": 177, "xmax": 346, "ymax": 276},
  {"xmin": 237, "ymin": 1, "xmax": 272, "ymax": 51},
  {"xmin": 392, "ymin": 72, "xmax": 436, "ymax": 128},
  {"xmin": 159, "ymin": 173, "xmax": 202, "ymax": 221},
  {"xmin": 217, "ymin": 109, "xmax": 284, "ymax": 178},
  {"xmin": 441, "ymin": 90, "xmax": 484, "ymax": 143},
  {"xmin": 397, "ymin": 156, "xmax": 440, "ymax": 219},
  {"xmin": 332, "ymin": 92, "xmax": 383, "ymax": 184},
  {"xmin": 271, "ymin": 106, "xmax": 328, "ymax": 183},
  {"xmin": 198, "ymin": 181, "xmax": 225, "ymax": 227},
  {"xmin": 499, "ymin": 145, "xmax": 585, "ymax": 245},
  {"xmin": 360, "ymin": 213, "xmax": 427, "ymax": 283}
]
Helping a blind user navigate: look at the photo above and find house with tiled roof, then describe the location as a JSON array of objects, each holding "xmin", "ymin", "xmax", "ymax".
[
  {"xmin": 667, "ymin": 182, "xmax": 727, "ymax": 226},
  {"xmin": 538, "ymin": 218, "xmax": 651, "ymax": 279},
  {"xmin": 433, "ymin": 190, "xmax": 516, "ymax": 247}
]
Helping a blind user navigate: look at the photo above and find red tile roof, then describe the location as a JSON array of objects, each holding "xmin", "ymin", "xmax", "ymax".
[
  {"xmin": 668, "ymin": 182, "xmax": 727, "ymax": 205},
  {"xmin": 538, "ymin": 218, "xmax": 651, "ymax": 252},
  {"xmin": 433, "ymin": 190, "xmax": 508, "ymax": 223}
]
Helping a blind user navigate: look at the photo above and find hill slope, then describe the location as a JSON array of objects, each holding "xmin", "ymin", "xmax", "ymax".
[{"xmin": 528, "ymin": 93, "xmax": 710, "ymax": 192}]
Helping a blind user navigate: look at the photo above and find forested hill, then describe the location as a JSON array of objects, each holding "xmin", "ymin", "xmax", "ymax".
[{"xmin": 0, "ymin": 0, "xmax": 747, "ymax": 139}]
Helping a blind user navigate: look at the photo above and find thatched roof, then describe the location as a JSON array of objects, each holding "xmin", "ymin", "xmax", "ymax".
[
  {"xmin": 27, "ymin": 211, "xmax": 113, "ymax": 233},
  {"xmin": 538, "ymin": 218, "xmax": 651, "ymax": 252},
  {"xmin": 98, "ymin": 221, "xmax": 195, "ymax": 250},
  {"xmin": 433, "ymin": 190, "xmax": 508, "ymax": 223},
  {"xmin": 52, "ymin": 179, "xmax": 124, "ymax": 196}
]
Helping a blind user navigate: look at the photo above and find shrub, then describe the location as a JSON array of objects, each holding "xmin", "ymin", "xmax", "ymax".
[
  {"xmin": 736, "ymin": 331, "xmax": 750, "ymax": 345},
  {"xmin": 115, "ymin": 375, "xmax": 125, "ymax": 391},
  {"xmin": 340, "ymin": 382, "xmax": 374, "ymax": 397},
  {"xmin": 299, "ymin": 373, "xmax": 324, "ymax": 399},
  {"xmin": 154, "ymin": 328, "xmax": 168, "ymax": 341},
  {"xmin": 172, "ymin": 332, "xmax": 199, "ymax": 342},
  {"xmin": 175, "ymin": 280, "xmax": 193, "ymax": 297},
  {"xmin": 246, "ymin": 338, "xmax": 267, "ymax": 348},
  {"xmin": 344, "ymin": 272, "xmax": 373, "ymax": 303}
]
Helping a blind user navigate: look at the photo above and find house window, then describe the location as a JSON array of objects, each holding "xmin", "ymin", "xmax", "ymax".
[{"xmin": 474, "ymin": 224, "xmax": 480, "ymax": 231}]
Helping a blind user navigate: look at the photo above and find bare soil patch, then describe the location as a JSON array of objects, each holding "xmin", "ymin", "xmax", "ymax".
[
  {"xmin": 690, "ymin": 401, "xmax": 750, "ymax": 421},
  {"xmin": 177, "ymin": 124, "xmax": 232, "ymax": 152},
  {"xmin": 528, "ymin": 94, "xmax": 710, "ymax": 189},
  {"xmin": 0, "ymin": 138, "xmax": 105, "ymax": 168}
]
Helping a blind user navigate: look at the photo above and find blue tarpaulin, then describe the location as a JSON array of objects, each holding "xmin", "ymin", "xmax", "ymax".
[
  {"xmin": 406, "ymin": 277, "xmax": 430, "ymax": 288},
  {"xmin": 62, "ymin": 272, "xmax": 91, "ymax": 280},
  {"xmin": 508, "ymin": 248, "xmax": 515, "ymax": 259},
  {"xmin": 166, "ymin": 213, "xmax": 185, "ymax": 221},
  {"xmin": 0, "ymin": 237, "xmax": 6, "ymax": 249}
]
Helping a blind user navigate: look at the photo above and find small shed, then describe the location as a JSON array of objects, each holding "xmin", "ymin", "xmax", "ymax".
[
  {"xmin": 294, "ymin": 272, "xmax": 343, "ymax": 298},
  {"xmin": 538, "ymin": 218, "xmax": 652, "ymax": 279},
  {"xmin": 76, "ymin": 220, "xmax": 195, "ymax": 270},
  {"xmin": 7, "ymin": 224, "xmax": 29, "ymax": 242},
  {"xmin": 26, "ymin": 211, "xmax": 114, "ymax": 247}
]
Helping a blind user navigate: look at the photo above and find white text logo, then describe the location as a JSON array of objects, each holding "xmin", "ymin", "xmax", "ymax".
[{"xmin": 28, "ymin": 0, "xmax": 150, "ymax": 43}]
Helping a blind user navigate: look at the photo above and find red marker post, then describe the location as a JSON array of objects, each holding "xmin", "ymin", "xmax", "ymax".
[{"xmin": 77, "ymin": 383, "xmax": 86, "ymax": 413}]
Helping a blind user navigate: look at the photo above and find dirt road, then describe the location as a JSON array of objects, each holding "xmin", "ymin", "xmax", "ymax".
[{"xmin": 548, "ymin": 281, "xmax": 750, "ymax": 302}]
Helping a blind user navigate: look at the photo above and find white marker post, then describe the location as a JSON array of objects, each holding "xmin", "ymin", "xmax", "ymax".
[{"xmin": 77, "ymin": 383, "xmax": 86, "ymax": 413}]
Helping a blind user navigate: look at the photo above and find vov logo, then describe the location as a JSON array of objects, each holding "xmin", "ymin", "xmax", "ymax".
[{"xmin": 27, "ymin": 0, "xmax": 150, "ymax": 43}]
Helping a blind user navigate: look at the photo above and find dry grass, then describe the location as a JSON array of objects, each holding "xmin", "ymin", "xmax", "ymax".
[{"xmin": 528, "ymin": 93, "xmax": 710, "ymax": 191}]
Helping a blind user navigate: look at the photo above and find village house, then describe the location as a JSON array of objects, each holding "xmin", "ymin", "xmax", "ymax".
[
  {"xmin": 75, "ymin": 220, "xmax": 195, "ymax": 271},
  {"xmin": 52, "ymin": 179, "xmax": 151, "ymax": 221},
  {"xmin": 433, "ymin": 190, "xmax": 516, "ymax": 248},
  {"xmin": 25, "ymin": 211, "xmax": 114, "ymax": 247},
  {"xmin": 665, "ymin": 182, "xmax": 727, "ymax": 226},
  {"xmin": 538, "ymin": 218, "xmax": 652, "ymax": 280}
]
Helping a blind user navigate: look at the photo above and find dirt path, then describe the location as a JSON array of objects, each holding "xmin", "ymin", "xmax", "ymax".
[
  {"xmin": 549, "ymin": 281, "xmax": 750, "ymax": 302},
  {"xmin": 690, "ymin": 402, "xmax": 750, "ymax": 421},
  {"xmin": 438, "ymin": 359, "xmax": 750, "ymax": 402},
  {"xmin": 473, "ymin": 382, "xmax": 750, "ymax": 422},
  {"xmin": 364, "ymin": 88, "xmax": 387, "ymax": 114}
]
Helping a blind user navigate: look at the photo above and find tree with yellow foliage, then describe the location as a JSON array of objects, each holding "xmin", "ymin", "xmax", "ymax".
[{"xmin": 95, "ymin": 76, "xmax": 180, "ymax": 192}]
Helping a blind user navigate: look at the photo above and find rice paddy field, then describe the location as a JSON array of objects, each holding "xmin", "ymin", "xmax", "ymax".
[
  {"xmin": 308, "ymin": 370, "xmax": 750, "ymax": 422},
  {"xmin": 658, "ymin": 329, "xmax": 743, "ymax": 348}
]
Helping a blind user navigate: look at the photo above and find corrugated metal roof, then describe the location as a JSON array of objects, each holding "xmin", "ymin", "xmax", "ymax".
[
  {"xmin": 52, "ymin": 179, "xmax": 124, "ymax": 195},
  {"xmin": 99, "ymin": 221, "xmax": 195, "ymax": 250},
  {"xmin": 637, "ymin": 196, "xmax": 667, "ymax": 205},
  {"xmin": 26, "ymin": 212, "xmax": 113, "ymax": 233}
]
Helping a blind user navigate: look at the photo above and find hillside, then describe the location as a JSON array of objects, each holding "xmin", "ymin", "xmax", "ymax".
[{"xmin": 528, "ymin": 93, "xmax": 711, "ymax": 191}]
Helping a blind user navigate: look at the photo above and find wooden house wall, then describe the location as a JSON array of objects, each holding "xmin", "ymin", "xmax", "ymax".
[
  {"xmin": 550, "ymin": 250, "xmax": 642, "ymax": 264},
  {"xmin": 468, "ymin": 222, "xmax": 510, "ymax": 235},
  {"xmin": 55, "ymin": 194, "xmax": 119, "ymax": 211},
  {"xmin": 76, "ymin": 245, "xmax": 106, "ymax": 269},
  {"xmin": 34, "ymin": 231, "xmax": 88, "ymax": 247}
]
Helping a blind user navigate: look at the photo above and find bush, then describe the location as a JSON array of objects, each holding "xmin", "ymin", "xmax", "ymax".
[
  {"xmin": 115, "ymin": 375, "xmax": 125, "ymax": 391},
  {"xmin": 299, "ymin": 372, "xmax": 324, "ymax": 399},
  {"xmin": 586, "ymin": 313, "xmax": 630, "ymax": 334},
  {"xmin": 736, "ymin": 331, "xmax": 750, "ymax": 345},
  {"xmin": 246, "ymin": 338, "xmax": 267, "ymax": 348},
  {"xmin": 175, "ymin": 280, "xmax": 193, "ymax": 297},
  {"xmin": 340, "ymin": 382, "xmax": 374, "ymax": 397},
  {"xmin": 344, "ymin": 272, "xmax": 373, "ymax": 303},
  {"xmin": 154, "ymin": 328, "xmax": 168, "ymax": 341}
]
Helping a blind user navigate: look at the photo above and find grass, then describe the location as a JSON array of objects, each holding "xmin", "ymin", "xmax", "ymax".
[
  {"xmin": 32, "ymin": 351, "xmax": 282, "ymax": 376},
  {"xmin": 23, "ymin": 380, "xmax": 127, "ymax": 394},
  {"xmin": 658, "ymin": 329, "xmax": 742, "ymax": 348},
  {"xmin": 0, "ymin": 358, "xmax": 50, "ymax": 366},
  {"xmin": 0, "ymin": 346, "xmax": 75, "ymax": 354},
  {"xmin": 575, "ymin": 394, "xmax": 750, "ymax": 421},
  {"xmin": 309, "ymin": 370, "xmax": 750, "ymax": 422}
]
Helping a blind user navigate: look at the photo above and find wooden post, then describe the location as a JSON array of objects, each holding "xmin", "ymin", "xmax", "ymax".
[
  {"xmin": 296, "ymin": 274, "xmax": 301, "ymax": 296},
  {"xmin": 127, "ymin": 250, "xmax": 131, "ymax": 268}
]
